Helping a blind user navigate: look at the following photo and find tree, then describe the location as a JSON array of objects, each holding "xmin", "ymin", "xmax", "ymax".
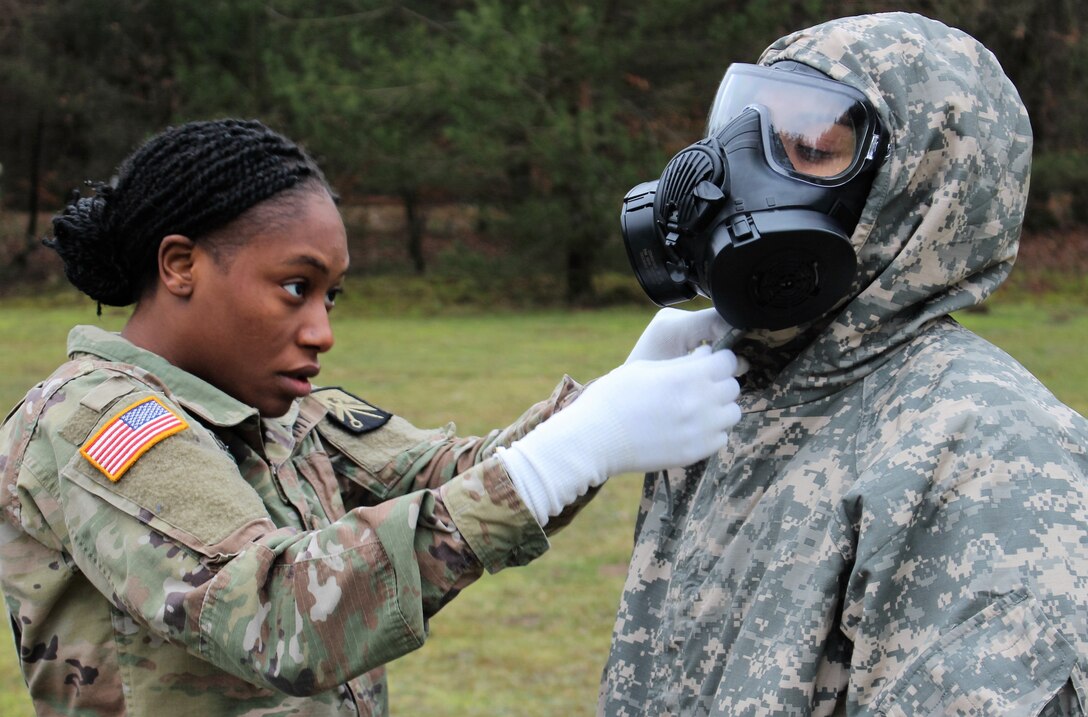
[
  {"xmin": 251, "ymin": 2, "xmax": 469, "ymax": 274},
  {"xmin": 430, "ymin": 1, "xmax": 660, "ymax": 303},
  {"xmin": 0, "ymin": 0, "xmax": 181, "ymax": 273}
]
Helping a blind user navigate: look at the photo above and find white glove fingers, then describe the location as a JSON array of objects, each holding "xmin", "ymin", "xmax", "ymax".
[
  {"xmin": 688, "ymin": 308, "xmax": 730, "ymax": 346},
  {"xmin": 674, "ymin": 345, "xmax": 738, "ymax": 383},
  {"xmin": 721, "ymin": 375, "xmax": 741, "ymax": 404},
  {"xmin": 721, "ymin": 401, "xmax": 743, "ymax": 429},
  {"xmin": 646, "ymin": 356, "xmax": 743, "ymax": 467},
  {"xmin": 700, "ymin": 396, "xmax": 742, "ymax": 433},
  {"xmin": 709, "ymin": 347, "xmax": 738, "ymax": 378},
  {"xmin": 627, "ymin": 307, "xmax": 735, "ymax": 363}
]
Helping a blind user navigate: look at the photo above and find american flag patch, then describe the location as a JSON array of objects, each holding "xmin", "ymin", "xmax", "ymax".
[{"xmin": 80, "ymin": 396, "xmax": 188, "ymax": 482}]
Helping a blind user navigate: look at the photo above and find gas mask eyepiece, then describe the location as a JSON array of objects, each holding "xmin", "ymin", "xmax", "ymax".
[{"xmin": 621, "ymin": 62, "xmax": 886, "ymax": 330}]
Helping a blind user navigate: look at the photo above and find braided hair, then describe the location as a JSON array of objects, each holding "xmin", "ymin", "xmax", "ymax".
[{"xmin": 47, "ymin": 118, "xmax": 333, "ymax": 307}]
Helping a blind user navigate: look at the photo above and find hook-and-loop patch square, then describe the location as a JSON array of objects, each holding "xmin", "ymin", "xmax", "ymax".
[{"xmin": 80, "ymin": 396, "xmax": 189, "ymax": 482}]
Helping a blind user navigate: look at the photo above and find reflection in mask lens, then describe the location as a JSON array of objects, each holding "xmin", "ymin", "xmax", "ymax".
[
  {"xmin": 767, "ymin": 104, "xmax": 861, "ymax": 178},
  {"xmin": 706, "ymin": 63, "xmax": 877, "ymax": 184}
]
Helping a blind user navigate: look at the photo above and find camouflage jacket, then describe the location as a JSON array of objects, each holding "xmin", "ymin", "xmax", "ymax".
[
  {"xmin": 0, "ymin": 325, "xmax": 582, "ymax": 716},
  {"xmin": 599, "ymin": 13, "xmax": 1088, "ymax": 717}
]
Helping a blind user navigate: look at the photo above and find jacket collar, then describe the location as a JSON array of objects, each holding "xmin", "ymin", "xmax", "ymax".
[{"xmin": 67, "ymin": 325, "xmax": 260, "ymax": 430}]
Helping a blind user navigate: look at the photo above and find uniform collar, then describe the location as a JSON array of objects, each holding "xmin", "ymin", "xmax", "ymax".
[{"xmin": 67, "ymin": 325, "xmax": 261, "ymax": 429}]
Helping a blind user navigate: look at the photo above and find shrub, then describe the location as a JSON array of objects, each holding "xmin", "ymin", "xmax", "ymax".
[{"xmin": 1025, "ymin": 151, "xmax": 1088, "ymax": 230}]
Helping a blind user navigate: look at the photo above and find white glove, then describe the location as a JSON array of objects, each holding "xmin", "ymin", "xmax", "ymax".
[
  {"xmin": 500, "ymin": 346, "xmax": 742, "ymax": 526},
  {"xmin": 626, "ymin": 307, "xmax": 731, "ymax": 363},
  {"xmin": 629, "ymin": 307, "xmax": 750, "ymax": 376}
]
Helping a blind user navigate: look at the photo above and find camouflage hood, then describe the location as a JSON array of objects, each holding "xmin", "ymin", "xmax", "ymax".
[{"xmin": 736, "ymin": 12, "xmax": 1032, "ymax": 408}]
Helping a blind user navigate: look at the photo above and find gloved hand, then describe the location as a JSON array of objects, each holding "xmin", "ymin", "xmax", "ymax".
[
  {"xmin": 626, "ymin": 307, "xmax": 731, "ymax": 363},
  {"xmin": 500, "ymin": 346, "xmax": 742, "ymax": 526},
  {"xmin": 627, "ymin": 306, "xmax": 750, "ymax": 377}
]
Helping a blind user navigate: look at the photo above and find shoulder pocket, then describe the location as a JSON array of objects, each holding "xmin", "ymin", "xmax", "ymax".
[
  {"xmin": 315, "ymin": 413, "xmax": 447, "ymax": 499},
  {"xmin": 61, "ymin": 390, "xmax": 271, "ymax": 559},
  {"xmin": 876, "ymin": 589, "xmax": 1079, "ymax": 716}
]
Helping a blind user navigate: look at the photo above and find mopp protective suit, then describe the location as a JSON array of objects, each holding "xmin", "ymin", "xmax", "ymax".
[{"xmin": 599, "ymin": 12, "xmax": 1088, "ymax": 716}]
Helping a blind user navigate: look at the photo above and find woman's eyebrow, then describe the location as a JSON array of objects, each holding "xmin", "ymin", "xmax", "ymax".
[
  {"xmin": 284, "ymin": 254, "xmax": 330, "ymax": 274},
  {"xmin": 284, "ymin": 254, "xmax": 349, "ymax": 280}
]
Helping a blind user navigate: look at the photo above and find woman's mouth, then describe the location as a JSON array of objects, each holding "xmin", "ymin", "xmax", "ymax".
[
  {"xmin": 279, "ymin": 374, "xmax": 312, "ymax": 398},
  {"xmin": 279, "ymin": 366, "xmax": 320, "ymax": 398}
]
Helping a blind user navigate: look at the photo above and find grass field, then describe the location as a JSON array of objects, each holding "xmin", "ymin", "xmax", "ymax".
[{"xmin": 0, "ymin": 289, "xmax": 1083, "ymax": 715}]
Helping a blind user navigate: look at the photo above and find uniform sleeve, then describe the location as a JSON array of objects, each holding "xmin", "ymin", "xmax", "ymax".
[
  {"xmin": 35, "ymin": 381, "xmax": 554, "ymax": 696},
  {"xmin": 316, "ymin": 375, "xmax": 590, "ymax": 533},
  {"xmin": 839, "ymin": 373, "xmax": 1088, "ymax": 715}
]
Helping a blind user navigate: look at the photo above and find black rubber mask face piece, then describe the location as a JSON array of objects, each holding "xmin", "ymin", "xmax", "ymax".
[{"xmin": 621, "ymin": 63, "xmax": 884, "ymax": 330}]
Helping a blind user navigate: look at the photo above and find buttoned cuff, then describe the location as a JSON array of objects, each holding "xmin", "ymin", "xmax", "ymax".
[{"xmin": 440, "ymin": 455, "xmax": 550, "ymax": 574}]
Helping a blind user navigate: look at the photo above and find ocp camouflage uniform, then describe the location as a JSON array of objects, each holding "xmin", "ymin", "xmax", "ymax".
[
  {"xmin": 599, "ymin": 13, "xmax": 1088, "ymax": 717},
  {"xmin": 0, "ymin": 325, "xmax": 584, "ymax": 716}
]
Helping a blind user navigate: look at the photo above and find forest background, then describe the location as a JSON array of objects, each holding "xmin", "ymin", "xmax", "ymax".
[{"xmin": 1, "ymin": 0, "xmax": 1086, "ymax": 304}]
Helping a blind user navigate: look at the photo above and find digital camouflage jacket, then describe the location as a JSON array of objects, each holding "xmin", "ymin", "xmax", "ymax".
[
  {"xmin": 599, "ymin": 13, "xmax": 1088, "ymax": 717},
  {"xmin": 0, "ymin": 325, "xmax": 582, "ymax": 716}
]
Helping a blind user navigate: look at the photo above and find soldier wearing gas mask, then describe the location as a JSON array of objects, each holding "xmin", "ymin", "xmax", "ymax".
[{"xmin": 602, "ymin": 12, "xmax": 1088, "ymax": 716}]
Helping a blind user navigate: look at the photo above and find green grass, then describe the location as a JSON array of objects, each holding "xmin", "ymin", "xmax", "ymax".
[
  {"xmin": 953, "ymin": 303, "xmax": 1087, "ymax": 412},
  {"xmin": 0, "ymin": 291, "xmax": 1083, "ymax": 716}
]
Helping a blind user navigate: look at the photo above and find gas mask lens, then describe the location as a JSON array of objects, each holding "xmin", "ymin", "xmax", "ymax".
[{"xmin": 707, "ymin": 63, "xmax": 880, "ymax": 185}]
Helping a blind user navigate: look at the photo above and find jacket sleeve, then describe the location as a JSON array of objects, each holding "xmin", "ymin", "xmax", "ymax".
[
  {"xmin": 313, "ymin": 375, "xmax": 591, "ymax": 532},
  {"xmin": 840, "ymin": 369, "xmax": 1088, "ymax": 716},
  {"xmin": 14, "ymin": 375, "xmax": 553, "ymax": 697}
]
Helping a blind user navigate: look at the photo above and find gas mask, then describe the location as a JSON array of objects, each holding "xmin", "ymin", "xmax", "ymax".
[{"xmin": 621, "ymin": 62, "xmax": 886, "ymax": 330}]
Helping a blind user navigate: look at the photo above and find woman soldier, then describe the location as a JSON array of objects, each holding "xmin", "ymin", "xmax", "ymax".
[{"xmin": 0, "ymin": 118, "xmax": 743, "ymax": 716}]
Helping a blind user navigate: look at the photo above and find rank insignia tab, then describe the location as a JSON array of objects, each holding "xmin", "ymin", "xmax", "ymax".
[{"xmin": 311, "ymin": 387, "xmax": 392, "ymax": 434}]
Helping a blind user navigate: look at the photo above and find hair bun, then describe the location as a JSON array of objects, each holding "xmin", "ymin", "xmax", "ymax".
[{"xmin": 47, "ymin": 187, "xmax": 137, "ymax": 306}]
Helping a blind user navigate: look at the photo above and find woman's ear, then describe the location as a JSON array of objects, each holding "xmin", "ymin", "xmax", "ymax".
[{"xmin": 158, "ymin": 234, "xmax": 196, "ymax": 298}]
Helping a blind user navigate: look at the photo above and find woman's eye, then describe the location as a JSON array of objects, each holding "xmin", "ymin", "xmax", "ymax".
[
  {"xmin": 795, "ymin": 143, "xmax": 835, "ymax": 163},
  {"xmin": 325, "ymin": 287, "xmax": 342, "ymax": 307},
  {"xmin": 283, "ymin": 281, "xmax": 306, "ymax": 298}
]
